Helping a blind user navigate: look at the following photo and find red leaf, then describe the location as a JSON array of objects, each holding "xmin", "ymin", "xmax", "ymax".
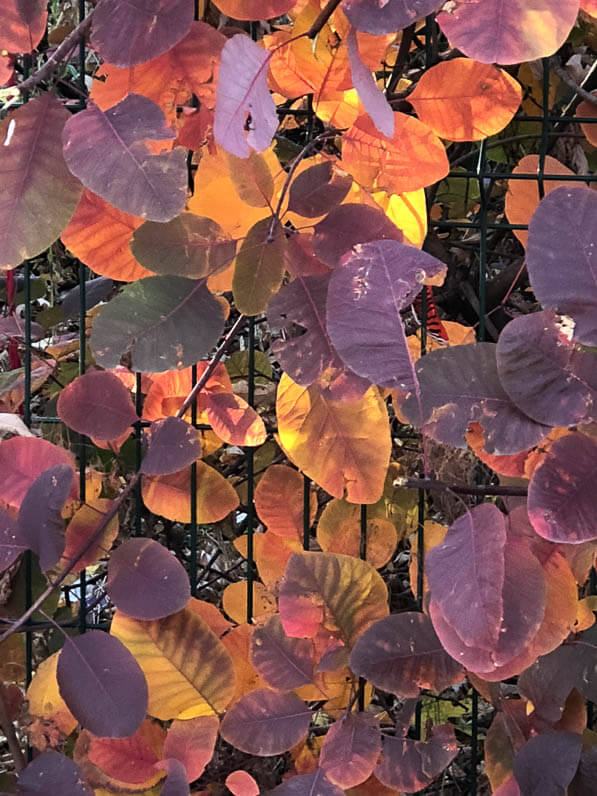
[
  {"xmin": 162, "ymin": 716, "xmax": 219, "ymax": 782},
  {"xmin": 319, "ymin": 712, "xmax": 381, "ymax": 789},
  {"xmin": 57, "ymin": 370, "xmax": 138, "ymax": 440}
]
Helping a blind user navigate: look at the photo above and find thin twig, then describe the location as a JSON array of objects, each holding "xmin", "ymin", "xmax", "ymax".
[
  {"xmin": 306, "ymin": 0, "xmax": 344, "ymax": 38},
  {"xmin": 403, "ymin": 477, "xmax": 528, "ymax": 497},
  {"xmin": 549, "ymin": 56, "xmax": 597, "ymax": 107},
  {"xmin": 0, "ymin": 685, "xmax": 26, "ymax": 772},
  {"xmin": 386, "ymin": 24, "xmax": 415, "ymax": 97}
]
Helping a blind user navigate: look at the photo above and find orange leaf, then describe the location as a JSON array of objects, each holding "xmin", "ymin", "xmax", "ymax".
[
  {"xmin": 187, "ymin": 599, "xmax": 233, "ymax": 637},
  {"xmin": 234, "ymin": 531, "xmax": 303, "ymax": 591},
  {"xmin": 254, "ymin": 464, "xmax": 316, "ymax": 540},
  {"xmin": 408, "ymin": 521, "xmax": 447, "ymax": 600},
  {"xmin": 26, "ymin": 653, "xmax": 77, "ymax": 737},
  {"xmin": 60, "ymin": 498, "xmax": 119, "ymax": 574},
  {"xmin": 317, "ymin": 498, "xmax": 397, "ymax": 568},
  {"xmin": 221, "ymin": 580, "xmax": 277, "ymax": 624},
  {"xmin": 203, "ymin": 392, "xmax": 266, "ymax": 446},
  {"xmin": 87, "ymin": 720, "xmax": 166, "ymax": 788},
  {"xmin": 221, "ymin": 624, "xmax": 268, "ymax": 702}
]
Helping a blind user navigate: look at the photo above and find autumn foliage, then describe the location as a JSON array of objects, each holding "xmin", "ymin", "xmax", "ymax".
[{"xmin": 1, "ymin": 0, "xmax": 597, "ymax": 794}]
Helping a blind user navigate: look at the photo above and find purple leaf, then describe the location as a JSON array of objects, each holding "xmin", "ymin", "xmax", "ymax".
[
  {"xmin": 0, "ymin": 508, "xmax": 25, "ymax": 574},
  {"xmin": 349, "ymin": 612, "xmax": 464, "ymax": 698},
  {"xmin": 249, "ymin": 614, "xmax": 314, "ymax": 690},
  {"xmin": 90, "ymin": 0, "xmax": 194, "ymax": 68},
  {"xmin": 18, "ymin": 463, "xmax": 74, "ymax": 571},
  {"xmin": 62, "ymin": 94, "xmax": 186, "ymax": 222},
  {"xmin": 141, "ymin": 417, "xmax": 202, "ymax": 476},
  {"xmin": 57, "ymin": 370, "xmax": 138, "ymax": 440},
  {"xmin": 271, "ymin": 769, "xmax": 344, "ymax": 795},
  {"xmin": 343, "ymin": 0, "xmax": 443, "ymax": 34},
  {"xmin": 157, "ymin": 759, "xmax": 190, "ymax": 796},
  {"xmin": 16, "ymin": 750, "xmax": 92, "ymax": 795},
  {"xmin": 312, "ymin": 203, "xmax": 403, "ymax": 268},
  {"xmin": 528, "ymin": 432, "xmax": 597, "ymax": 543},
  {"xmin": 319, "ymin": 712, "xmax": 381, "ymax": 789},
  {"xmin": 106, "ymin": 538, "xmax": 190, "ymax": 620},
  {"xmin": 287, "ymin": 162, "xmax": 352, "ymax": 218},
  {"xmin": 570, "ymin": 745, "xmax": 597, "ymax": 795},
  {"xmin": 496, "ymin": 310, "xmax": 597, "ymax": 427},
  {"xmin": 401, "ymin": 343, "xmax": 551, "ymax": 455},
  {"xmin": 346, "ymin": 28, "xmax": 394, "ymax": 138},
  {"xmin": 326, "ymin": 240, "xmax": 445, "ymax": 390},
  {"xmin": 513, "ymin": 731, "xmax": 582, "ymax": 795},
  {"xmin": 526, "ymin": 186, "xmax": 597, "ymax": 346},
  {"xmin": 57, "ymin": 631, "xmax": 148, "ymax": 738},
  {"xmin": 0, "ymin": 94, "xmax": 83, "ymax": 268},
  {"xmin": 0, "ymin": 315, "xmax": 44, "ymax": 342},
  {"xmin": 220, "ymin": 689, "xmax": 311, "ymax": 755},
  {"xmin": 376, "ymin": 724, "xmax": 458, "ymax": 793},
  {"xmin": 214, "ymin": 35, "xmax": 277, "ymax": 158}
]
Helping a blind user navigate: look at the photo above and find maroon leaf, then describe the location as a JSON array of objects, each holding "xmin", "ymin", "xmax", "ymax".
[
  {"xmin": 57, "ymin": 631, "xmax": 148, "ymax": 738},
  {"xmin": 16, "ymin": 750, "xmax": 92, "ymax": 795},
  {"xmin": 319, "ymin": 712, "xmax": 381, "ymax": 789},
  {"xmin": 376, "ymin": 724, "xmax": 458, "ymax": 793},
  {"xmin": 141, "ymin": 417, "xmax": 202, "ymax": 476},
  {"xmin": 62, "ymin": 95, "xmax": 186, "ymax": 222},
  {"xmin": 57, "ymin": 370, "xmax": 138, "ymax": 440},
  {"xmin": 326, "ymin": 240, "xmax": 445, "ymax": 390},
  {"xmin": 288, "ymin": 162, "xmax": 352, "ymax": 219},
  {"xmin": 401, "ymin": 343, "xmax": 550, "ymax": 455},
  {"xmin": 0, "ymin": 95, "xmax": 83, "ymax": 268},
  {"xmin": 570, "ymin": 745, "xmax": 597, "ymax": 795},
  {"xmin": 249, "ymin": 614, "xmax": 314, "ymax": 690},
  {"xmin": 526, "ymin": 186, "xmax": 597, "ymax": 346},
  {"xmin": 271, "ymin": 769, "xmax": 344, "ymax": 795},
  {"xmin": 158, "ymin": 758, "xmax": 190, "ymax": 796},
  {"xmin": 214, "ymin": 35, "xmax": 277, "ymax": 158},
  {"xmin": 0, "ymin": 0, "xmax": 48, "ymax": 53},
  {"xmin": 131, "ymin": 213, "xmax": 236, "ymax": 279},
  {"xmin": 90, "ymin": 0, "xmax": 194, "ymax": 68},
  {"xmin": 513, "ymin": 731, "xmax": 582, "ymax": 795},
  {"xmin": 0, "ymin": 508, "xmax": 25, "ymax": 574},
  {"xmin": 349, "ymin": 612, "xmax": 464, "ymax": 698},
  {"xmin": 496, "ymin": 311, "xmax": 597, "ymax": 427},
  {"xmin": 343, "ymin": 0, "xmax": 442, "ymax": 34},
  {"xmin": 528, "ymin": 432, "xmax": 597, "ymax": 543},
  {"xmin": 219, "ymin": 689, "xmax": 311, "ymax": 755},
  {"xmin": 18, "ymin": 463, "xmax": 74, "ymax": 571},
  {"xmin": 0, "ymin": 436, "xmax": 76, "ymax": 511},
  {"xmin": 106, "ymin": 538, "xmax": 190, "ymax": 620},
  {"xmin": 0, "ymin": 315, "xmax": 44, "ymax": 342},
  {"xmin": 312, "ymin": 203, "xmax": 402, "ymax": 268},
  {"xmin": 162, "ymin": 716, "xmax": 219, "ymax": 782},
  {"xmin": 346, "ymin": 28, "xmax": 394, "ymax": 138}
]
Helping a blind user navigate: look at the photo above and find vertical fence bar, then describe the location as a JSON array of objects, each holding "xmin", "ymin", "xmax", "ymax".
[
  {"xmin": 189, "ymin": 364, "xmax": 198, "ymax": 596},
  {"xmin": 302, "ymin": 475, "xmax": 311, "ymax": 551},
  {"xmin": 245, "ymin": 317, "xmax": 256, "ymax": 623}
]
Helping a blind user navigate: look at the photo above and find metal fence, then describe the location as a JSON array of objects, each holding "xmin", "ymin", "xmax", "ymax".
[{"xmin": 5, "ymin": 6, "xmax": 597, "ymax": 793}]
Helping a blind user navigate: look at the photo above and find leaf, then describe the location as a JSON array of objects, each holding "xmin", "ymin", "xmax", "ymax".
[
  {"xmin": 343, "ymin": 113, "xmax": 449, "ymax": 194},
  {"xmin": 250, "ymin": 613, "xmax": 314, "ymax": 690},
  {"xmin": 159, "ymin": 759, "xmax": 190, "ymax": 795},
  {"xmin": 526, "ymin": 186, "xmax": 597, "ymax": 346},
  {"xmin": 87, "ymin": 720, "xmax": 165, "ymax": 787},
  {"xmin": 142, "ymin": 461, "xmax": 239, "ymax": 523},
  {"xmin": 271, "ymin": 769, "xmax": 344, "ymax": 795},
  {"xmin": 254, "ymin": 464, "xmax": 316, "ymax": 540},
  {"xmin": 214, "ymin": 35, "xmax": 277, "ymax": 158},
  {"xmin": 106, "ymin": 538, "xmax": 190, "ymax": 620},
  {"xmin": 376, "ymin": 724, "xmax": 459, "ymax": 793},
  {"xmin": 213, "ymin": 0, "xmax": 294, "ymax": 19},
  {"xmin": 288, "ymin": 162, "xmax": 352, "ymax": 219},
  {"xmin": 222, "ymin": 580, "xmax": 277, "ymax": 624},
  {"xmin": 316, "ymin": 499, "xmax": 397, "ymax": 569},
  {"xmin": 319, "ymin": 712, "xmax": 381, "ymax": 789},
  {"xmin": 60, "ymin": 498, "xmax": 119, "ymax": 574},
  {"xmin": 326, "ymin": 239, "xmax": 445, "ymax": 390},
  {"xmin": 219, "ymin": 689, "xmax": 311, "ymax": 755},
  {"xmin": 409, "ymin": 58, "xmax": 522, "ymax": 141},
  {"xmin": 513, "ymin": 731, "xmax": 582, "ymax": 795},
  {"xmin": 16, "ymin": 751, "xmax": 92, "ymax": 796},
  {"xmin": 131, "ymin": 213, "xmax": 236, "ymax": 279},
  {"xmin": 0, "ymin": 436, "xmax": 75, "ymax": 511},
  {"xmin": 0, "ymin": 508, "xmax": 24, "ymax": 575},
  {"xmin": 233, "ymin": 217, "xmax": 286, "ymax": 316},
  {"xmin": 18, "ymin": 464, "xmax": 74, "ymax": 571},
  {"xmin": 0, "ymin": 95, "xmax": 83, "ymax": 268},
  {"xmin": 346, "ymin": 29, "xmax": 394, "ymax": 138},
  {"xmin": 278, "ymin": 551, "xmax": 389, "ymax": 645},
  {"xmin": 162, "ymin": 716, "xmax": 219, "ymax": 782},
  {"xmin": 0, "ymin": 0, "xmax": 47, "ymax": 52},
  {"xmin": 401, "ymin": 343, "xmax": 550, "ymax": 455},
  {"xmin": 528, "ymin": 432, "xmax": 597, "ymax": 543},
  {"xmin": 437, "ymin": 0, "xmax": 579, "ymax": 65},
  {"xmin": 62, "ymin": 94, "xmax": 187, "ymax": 222},
  {"xmin": 349, "ymin": 612, "xmax": 464, "ymax": 698},
  {"xmin": 225, "ymin": 770, "xmax": 260, "ymax": 796},
  {"xmin": 235, "ymin": 531, "xmax": 303, "ymax": 591},
  {"xmin": 142, "ymin": 417, "xmax": 202, "ymax": 476},
  {"xmin": 204, "ymin": 392, "xmax": 266, "ymax": 446},
  {"xmin": 57, "ymin": 631, "xmax": 148, "ymax": 738},
  {"xmin": 26, "ymin": 653, "xmax": 77, "ymax": 738},
  {"xmin": 61, "ymin": 189, "xmax": 150, "ymax": 282},
  {"xmin": 57, "ymin": 370, "xmax": 138, "ymax": 440},
  {"xmin": 496, "ymin": 311, "xmax": 597, "ymax": 427},
  {"xmin": 227, "ymin": 150, "xmax": 276, "ymax": 207},
  {"xmin": 276, "ymin": 374, "xmax": 391, "ymax": 503},
  {"xmin": 576, "ymin": 90, "xmax": 597, "ymax": 146},
  {"xmin": 342, "ymin": 0, "xmax": 442, "ymax": 34},
  {"xmin": 90, "ymin": 276, "xmax": 227, "ymax": 372},
  {"xmin": 90, "ymin": 0, "xmax": 194, "ymax": 68},
  {"xmin": 111, "ymin": 604, "xmax": 235, "ymax": 720}
]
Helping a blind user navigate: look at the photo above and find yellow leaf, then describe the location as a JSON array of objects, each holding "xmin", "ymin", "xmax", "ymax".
[{"xmin": 26, "ymin": 652, "xmax": 77, "ymax": 736}]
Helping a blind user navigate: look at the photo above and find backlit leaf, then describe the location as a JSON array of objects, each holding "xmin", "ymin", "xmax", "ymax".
[
  {"xmin": 57, "ymin": 370, "xmax": 138, "ymax": 440},
  {"xmin": 343, "ymin": 0, "xmax": 442, "ymax": 34},
  {"xmin": 86, "ymin": 720, "xmax": 165, "ymax": 788},
  {"xmin": 220, "ymin": 689, "xmax": 311, "ymax": 755},
  {"xmin": 346, "ymin": 28, "xmax": 394, "ymax": 138},
  {"xmin": 349, "ymin": 612, "xmax": 464, "ymax": 698},
  {"xmin": 409, "ymin": 58, "xmax": 522, "ymax": 141},
  {"xmin": 162, "ymin": 716, "xmax": 219, "ymax": 782},
  {"xmin": 60, "ymin": 498, "xmax": 119, "ymax": 574},
  {"xmin": 437, "ymin": 0, "xmax": 579, "ymax": 65},
  {"xmin": 226, "ymin": 770, "xmax": 260, "ymax": 796},
  {"xmin": 254, "ymin": 464, "xmax": 316, "ymax": 540},
  {"xmin": 62, "ymin": 94, "xmax": 186, "ymax": 222},
  {"xmin": 57, "ymin": 631, "xmax": 148, "ymax": 738},
  {"xmin": 250, "ymin": 613, "xmax": 314, "ymax": 690},
  {"xmin": 278, "ymin": 551, "xmax": 389, "ymax": 645},
  {"xmin": 110, "ymin": 603, "xmax": 235, "ymax": 720},
  {"xmin": 90, "ymin": 0, "xmax": 194, "ymax": 68},
  {"xmin": 276, "ymin": 374, "xmax": 391, "ymax": 503},
  {"xmin": 513, "ymin": 731, "xmax": 582, "ymax": 794},
  {"xmin": 233, "ymin": 217, "xmax": 286, "ymax": 316},
  {"xmin": 90, "ymin": 276, "xmax": 227, "ymax": 372},
  {"xmin": 288, "ymin": 162, "xmax": 352, "ymax": 219},
  {"xmin": 16, "ymin": 751, "xmax": 92, "ymax": 796},
  {"xmin": 0, "ymin": 0, "xmax": 47, "ymax": 52},
  {"xmin": 0, "ymin": 95, "xmax": 83, "ymax": 268},
  {"xmin": 376, "ymin": 724, "xmax": 458, "ymax": 792},
  {"xmin": 142, "ymin": 417, "xmax": 202, "ymax": 476},
  {"xmin": 319, "ymin": 712, "xmax": 381, "ymax": 789},
  {"xmin": 204, "ymin": 392, "xmax": 266, "ymax": 446},
  {"xmin": 316, "ymin": 499, "xmax": 397, "ymax": 569},
  {"xmin": 214, "ymin": 35, "xmax": 277, "ymax": 158},
  {"xmin": 222, "ymin": 580, "xmax": 277, "ymax": 624},
  {"xmin": 0, "ymin": 436, "xmax": 75, "ymax": 511},
  {"xmin": 235, "ymin": 531, "xmax": 303, "ymax": 591}
]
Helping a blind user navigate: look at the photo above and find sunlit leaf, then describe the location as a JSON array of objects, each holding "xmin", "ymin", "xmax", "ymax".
[
  {"xmin": 222, "ymin": 580, "xmax": 277, "ymax": 624},
  {"xmin": 26, "ymin": 653, "xmax": 77, "ymax": 739},
  {"xmin": 376, "ymin": 724, "xmax": 458, "ymax": 792},
  {"xmin": 162, "ymin": 716, "xmax": 219, "ymax": 782},
  {"xmin": 0, "ymin": 0, "xmax": 47, "ymax": 52},
  {"xmin": 254, "ymin": 464, "xmax": 316, "ymax": 540},
  {"xmin": 233, "ymin": 217, "xmax": 286, "ymax": 316},
  {"xmin": 370, "ymin": 188, "xmax": 427, "ymax": 248},
  {"xmin": 319, "ymin": 712, "xmax": 381, "ymax": 789},
  {"xmin": 204, "ymin": 392, "xmax": 267, "ymax": 446},
  {"xmin": 57, "ymin": 371, "xmax": 138, "ymax": 440},
  {"xmin": 221, "ymin": 623, "xmax": 268, "ymax": 702},
  {"xmin": 60, "ymin": 498, "xmax": 119, "ymax": 574},
  {"xmin": 250, "ymin": 613, "xmax": 314, "ymax": 690},
  {"xmin": 317, "ymin": 498, "xmax": 397, "ymax": 568},
  {"xmin": 110, "ymin": 603, "xmax": 235, "ymax": 720},
  {"xmin": 235, "ymin": 530, "xmax": 303, "ymax": 591},
  {"xmin": 343, "ymin": 0, "xmax": 442, "ymax": 34}
]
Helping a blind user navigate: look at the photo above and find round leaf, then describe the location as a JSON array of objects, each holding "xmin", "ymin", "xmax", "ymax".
[{"xmin": 57, "ymin": 370, "xmax": 138, "ymax": 440}]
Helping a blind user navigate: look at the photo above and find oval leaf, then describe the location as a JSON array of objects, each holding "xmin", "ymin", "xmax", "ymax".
[
  {"xmin": 288, "ymin": 161, "xmax": 352, "ymax": 218},
  {"xmin": 319, "ymin": 712, "xmax": 381, "ymax": 789},
  {"xmin": 376, "ymin": 724, "xmax": 458, "ymax": 792},
  {"xmin": 16, "ymin": 750, "xmax": 92, "ymax": 796},
  {"xmin": 250, "ymin": 614, "xmax": 314, "ymax": 690},
  {"xmin": 142, "ymin": 417, "xmax": 202, "ymax": 476},
  {"xmin": 58, "ymin": 370, "xmax": 138, "ymax": 440}
]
